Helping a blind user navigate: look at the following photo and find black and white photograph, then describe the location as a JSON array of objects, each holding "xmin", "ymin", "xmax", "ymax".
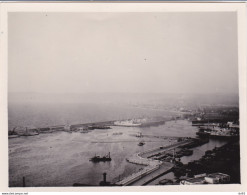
[{"xmin": 0, "ymin": 2, "xmax": 246, "ymax": 191}]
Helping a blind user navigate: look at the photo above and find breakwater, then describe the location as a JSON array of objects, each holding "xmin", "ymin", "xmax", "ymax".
[
  {"xmin": 8, "ymin": 118, "xmax": 168, "ymax": 138},
  {"xmin": 115, "ymin": 139, "xmax": 193, "ymax": 186}
]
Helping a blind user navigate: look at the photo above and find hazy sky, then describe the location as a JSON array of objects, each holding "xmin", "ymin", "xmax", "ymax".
[{"xmin": 8, "ymin": 12, "xmax": 238, "ymax": 94}]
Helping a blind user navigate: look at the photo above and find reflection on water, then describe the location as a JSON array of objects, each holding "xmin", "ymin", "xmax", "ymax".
[
  {"xmin": 146, "ymin": 138, "xmax": 228, "ymax": 186},
  {"xmin": 180, "ymin": 139, "xmax": 228, "ymax": 164}
]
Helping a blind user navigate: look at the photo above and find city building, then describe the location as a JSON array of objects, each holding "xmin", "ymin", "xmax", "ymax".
[
  {"xmin": 204, "ymin": 173, "xmax": 230, "ymax": 184},
  {"xmin": 180, "ymin": 176, "xmax": 206, "ymax": 185},
  {"xmin": 180, "ymin": 172, "xmax": 230, "ymax": 185}
]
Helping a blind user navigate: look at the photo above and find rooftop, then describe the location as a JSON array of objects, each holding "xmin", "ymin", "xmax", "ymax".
[
  {"xmin": 207, "ymin": 172, "xmax": 229, "ymax": 178},
  {"xmin": 185, "ymin": 176, "xmax": 205, "ymax": 183}
]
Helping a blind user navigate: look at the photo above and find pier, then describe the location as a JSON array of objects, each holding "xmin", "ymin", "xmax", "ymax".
[
  {"xmin": 115, "ymin": 139, "xmax": 193, "ymax": 186},
  {"xmin": 9, "ymin": 118, "xmax": 168, "ymax": 137},
  {"xmin": 140, "ymin": 139, "xmax": 193, "ymax": 158}
]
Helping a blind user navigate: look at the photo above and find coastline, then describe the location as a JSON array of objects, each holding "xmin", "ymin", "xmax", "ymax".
[{"xmin": 8, "ymin": 117, "xmax": 176, "ymax": 138}]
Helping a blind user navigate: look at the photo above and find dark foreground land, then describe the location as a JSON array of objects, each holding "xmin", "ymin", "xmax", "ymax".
[{"xmin": 173, "ymin": 140, "xmax": 240, "ymax": 184}]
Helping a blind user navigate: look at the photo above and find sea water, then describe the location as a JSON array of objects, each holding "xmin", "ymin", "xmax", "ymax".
[{"xmin": 8, "ymin": 103, "xmax": 224, "ymax": 187}]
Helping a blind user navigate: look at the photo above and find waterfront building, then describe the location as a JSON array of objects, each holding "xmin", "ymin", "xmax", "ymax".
[
  {"xmin": 180, "ymin": 176, "xmax": 206, "ymax": 185},
  {"xmin": 180, "ymin": 172, "xmax": 230, "ymax": 185},
  {"xmin": 204, "ymin": 173, "xmax": 230, "ymax": 184}
]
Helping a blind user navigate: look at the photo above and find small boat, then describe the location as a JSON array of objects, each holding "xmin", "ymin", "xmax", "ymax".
[{"xmin": 138, "ymin": 141, "xmax": 145, "ymax": 146}]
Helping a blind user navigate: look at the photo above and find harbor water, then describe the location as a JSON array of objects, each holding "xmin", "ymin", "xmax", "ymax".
[{"xmin": 8, "ymin": 103, "xmax": 228, "ymax": 187}]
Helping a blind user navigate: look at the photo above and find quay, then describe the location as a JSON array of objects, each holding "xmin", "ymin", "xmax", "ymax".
[
  {"xmin": 91, "ymin": 140, "xmax": 166, "ymax": 143},
  {"xmin": 130, "ymin": 162, "xmax": 174, "ymax": 186},
  {"xmin": 9, "ymin": 118, "xmax": 168, "ymax": 136},
  {"xmin": 140, "ymin": 139, "xmax": 193, "ymax": 158},
  {"xmin": 9, "ymin": 120, "xmax": 116, "ymax": 136},
  {"xmin": 115, "ymin": 139, "xmax": 193, "ymax": 186}
]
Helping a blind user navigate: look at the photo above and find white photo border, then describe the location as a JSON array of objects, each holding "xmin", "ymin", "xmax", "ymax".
[{"xmin": 0, "ymin": 2, "xmax": 246, "ymax": 192}]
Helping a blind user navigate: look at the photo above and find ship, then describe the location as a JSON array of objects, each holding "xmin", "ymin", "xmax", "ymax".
[
  {"xmin": 209, "ymin": 130, "xmax": 239, "ymax": 139},
  {"xmin": 86, "ymin": 125, "xmax": 111, "ymax": 130},
  {"xmin": 192, "ymin": 119, "xmax": 223, "ymax": 126},
  {"xmin": 138, "ymin": 141, "xmax": 145, "ymax": 146},
  {"xmin": 90, "ymin": 152, "xmax": 111, "ymax": 163},
  {"xmin": 196, "ymin": 127, "xmax": 212, "ymax": 138},
  {"xmin": 114, "ymin": 119, "xmax": 141, "ymax": 127},
  {"xmin": 196, "ymin": 131, "xmax": 210, "ymax": 138},
  {"xmin": 196, "ymin": 126, "xmax": 239, "ymax": 139}
]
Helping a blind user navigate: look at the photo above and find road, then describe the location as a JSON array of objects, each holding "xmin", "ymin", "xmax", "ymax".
[
  {"xmin": 140, "ymin": 139, "xmax": 193, "ymax": 158},
  {"xmin": 128, "ymin": 162, "xmax": 173, "ymax": 186},
  {"xmin": 115, "ymin": 139, "xmax": 193, "ymax": 186}
]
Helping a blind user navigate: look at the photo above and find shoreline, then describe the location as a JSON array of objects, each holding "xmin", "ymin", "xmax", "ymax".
[
  {"xmin": 8, "ymin": 118, "xmax": 239, "ymax": 187},
  {"xmin": 172, "ymin": 140, "xmax": 240, "ymax": 184},
  {"xmin": 8, "ymin": 117, "xmax": 179, "ymax": 138}
]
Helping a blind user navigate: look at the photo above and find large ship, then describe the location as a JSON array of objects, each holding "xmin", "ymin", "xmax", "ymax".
[
  {"xmin": 114, "ymin": 120, "xmax": 141, "ymax": 127},
  {"xmin": 114, "ymin": 118, "xmax": 166, "ymax": 127},
  {"xmin": 196, "ymin": 126, "xmax": 239, "ymax": 139},
  {"xmin": 90, "ymin": 153, "xmax": 112, "ymax": 163},
  {"xmin": 192, "ymin": 119, "xmax": 223, "ymax": 126},
  {"xmin": 84, "ymin": 125, "xmax": 111, "ymax": 130}
]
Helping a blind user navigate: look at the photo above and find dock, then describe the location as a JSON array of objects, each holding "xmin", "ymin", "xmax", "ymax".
[
  {"xmin": 9, "ymin": 118, "xmax": 169, "ymax": 136},
  {"xmin": 140, "ymin": 139, "xmax": 193, "ymax": 158},
  {"xmin": 129, "ymin": 162, "xmax": 174, "ymax": 186},
  {"xmin": 115, "ymin": 139, "xmax": 193, "ymax": 186}
]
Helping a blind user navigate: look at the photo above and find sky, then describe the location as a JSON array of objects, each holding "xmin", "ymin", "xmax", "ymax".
[{"xmin": 8, "ymin": 12, "xmax": 238, "ymax": 94}]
